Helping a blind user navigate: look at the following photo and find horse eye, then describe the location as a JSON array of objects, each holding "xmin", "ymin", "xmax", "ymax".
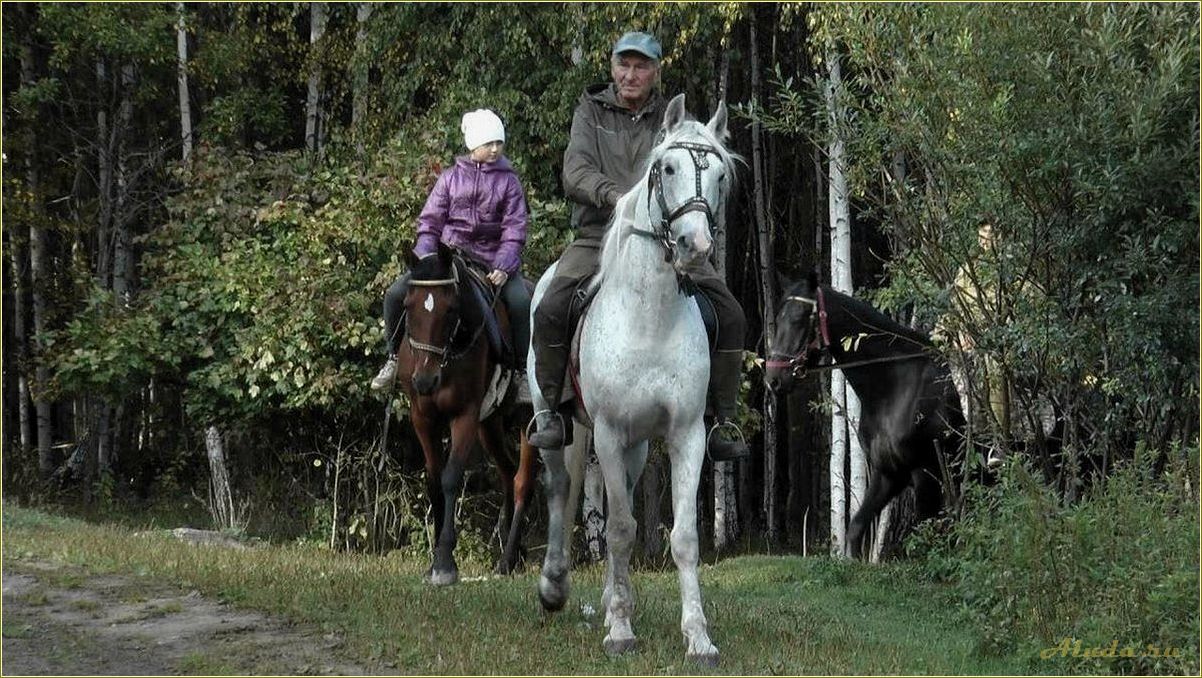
[
  {"xmin": 664, "ymin": 164, "xmax": 675, "ymax": 176},
  {"xmin": 719, "ymin": 173, "xmax": 726, "ymax": 182}
]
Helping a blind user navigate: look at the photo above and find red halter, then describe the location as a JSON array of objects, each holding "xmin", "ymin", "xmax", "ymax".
[{"xmin": 765, "ymin": 287, "xmax": 831, "ymax": 373}]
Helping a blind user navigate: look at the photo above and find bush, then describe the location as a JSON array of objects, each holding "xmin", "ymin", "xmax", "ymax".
[{"xmin": 909, "ymin": 443, "xmax": 1199, "ymax": 675}]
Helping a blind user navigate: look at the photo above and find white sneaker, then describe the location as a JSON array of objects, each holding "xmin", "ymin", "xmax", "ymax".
[{"xmin": 371, "ymin": 356, "xmax": 398, "ymax": 391}]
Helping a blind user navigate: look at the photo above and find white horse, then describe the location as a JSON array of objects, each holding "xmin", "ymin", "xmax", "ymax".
[{"xmin": 527, "ymin": 94, "xmax": 736, "ymax": 666}]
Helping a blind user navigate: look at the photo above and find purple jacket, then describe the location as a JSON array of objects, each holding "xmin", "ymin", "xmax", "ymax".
[{"xmin": 413, "ymin": 155, "xmax": 528, "ymax": 274}]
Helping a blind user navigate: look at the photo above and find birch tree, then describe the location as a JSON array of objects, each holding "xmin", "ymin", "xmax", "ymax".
[
  {"xmin": 305, "ymin": 2, "xmax": 328, "ymax": 158},
  {"xmin": 710, "ymin": 43, "xmax": 738, "ymax": 551},
  {"xmin": 352, "ymin": 3, "xmax": 373, "ymax": 160},
  {"xmin": 176, "ymin": 2, "xmax": 192, "ymax": 164},
  {"xmin": 21, "ymin": 21, "xmax": 54, "ymax": 478},
  {"xmin": 824, "ymin": 48, "xmax": 853, "ymax": 557}
]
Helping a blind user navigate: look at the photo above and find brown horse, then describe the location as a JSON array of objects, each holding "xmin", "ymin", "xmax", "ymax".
[{"xmin": 394, "ymin": 242, "xmax": 537, "ymax": 585}]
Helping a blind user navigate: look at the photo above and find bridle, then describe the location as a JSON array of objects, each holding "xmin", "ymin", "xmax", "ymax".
[
  {"xmin": 631, "ymin": 141, "xmax": 723, "ymax": 264},
  {"xmin": 765, "ymin": 288, "xmax": 831, "ymax": 378},
  {"xmin": 405, "ymin": 260, "xmax": 489, "ymax": 368}
]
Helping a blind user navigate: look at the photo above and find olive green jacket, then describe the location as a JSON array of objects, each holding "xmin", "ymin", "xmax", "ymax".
[{"xmin": 562, "ymin": 84, "xmax": 666, "ymax": 239}]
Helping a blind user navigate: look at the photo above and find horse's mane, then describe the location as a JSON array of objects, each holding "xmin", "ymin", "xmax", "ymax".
[
  {"xmin": 821, "ymin": 285, "xmax": 933, "ymax": 348},
  {"xmin": 590, "ymin": 118, "xmax": 741, "ymax": 294}
]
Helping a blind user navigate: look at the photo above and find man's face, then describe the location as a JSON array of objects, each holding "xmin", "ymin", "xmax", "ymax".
[{"xmin": 611, "ymin": 52, "xmax": 658, "ymax": 109}]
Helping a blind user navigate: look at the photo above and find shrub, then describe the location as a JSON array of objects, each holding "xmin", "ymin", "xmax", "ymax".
[{"xmin": 909, "ymin": 442, "xmax": 1199, "ymax": 674}]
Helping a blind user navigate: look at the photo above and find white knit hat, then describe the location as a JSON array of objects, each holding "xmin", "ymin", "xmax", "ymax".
[{"xmin": 461, "ymin": 109, "xmax": 505, "ymax": 150}]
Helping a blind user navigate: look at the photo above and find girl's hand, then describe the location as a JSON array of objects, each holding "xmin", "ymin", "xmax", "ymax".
[{"xmin": 487, "ymin": 269, "xmax": 509, "ymax": 287}]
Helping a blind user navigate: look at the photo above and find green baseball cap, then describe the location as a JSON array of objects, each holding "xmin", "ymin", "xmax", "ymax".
[{"xmin": 612, "ymin": 31, "xmax": 662, "ymax": 60}]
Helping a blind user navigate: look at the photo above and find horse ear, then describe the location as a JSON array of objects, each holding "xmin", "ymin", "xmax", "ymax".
[
  {"xmin": 436, "ymin": 240, "xmax": 453, "ymax": 264},
  {"xmin": 662, "ymin": 93, "xmax": 687, "ymax": 132},
  {"xmin": 807, "ymin": 268, "xmax": 820, "ymax": 290},
  {"xmin": 707, "ymin": 100, "xmax": 729, "ymax": 141},
  {"xmin": 403, "ymin": 241, "xmax": 420, "ymax": 269}
]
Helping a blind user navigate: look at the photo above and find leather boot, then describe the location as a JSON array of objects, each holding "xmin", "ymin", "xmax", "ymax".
[{"xmin": 706, "ymin": 349, "xmax": 750, "ymax": 461}]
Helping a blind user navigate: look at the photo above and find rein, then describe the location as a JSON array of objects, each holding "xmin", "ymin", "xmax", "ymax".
[{"xmin": 765, "ymin": 287, "xmax": 930, "ymax": 379}]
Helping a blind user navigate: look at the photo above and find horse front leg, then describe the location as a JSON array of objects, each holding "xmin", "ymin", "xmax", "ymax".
[
  {"xmin": 412, "ymin": 409, "xmax": 446, "ymax": 576},
  {"xmin": 429, "ymin": 412, "xmax": 478, "ymax": 586},
  {"xmin": 538, "ymin": 437, "xmax": 573, "ymax": 611},
  {"xmin": 668, "ymin": 417, "xmax": 719, "ymax": 666},
  {"xmin": 593, "ymin": 419, "xmax": 638, "ymax": 656}
]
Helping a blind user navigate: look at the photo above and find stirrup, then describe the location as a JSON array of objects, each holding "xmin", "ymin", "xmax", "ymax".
[
  {"xmin": 526, "ymin": 409, "xmax": 565, "ymax": 448},
  {"xmin": 706, "ymin": 419, "xmax": 749, "ymax": 462}
]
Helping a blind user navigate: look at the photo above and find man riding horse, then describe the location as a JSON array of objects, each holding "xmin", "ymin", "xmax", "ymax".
[{"xmin": 527, "ymin": 31, "xmax": 749, "ymax": 462}]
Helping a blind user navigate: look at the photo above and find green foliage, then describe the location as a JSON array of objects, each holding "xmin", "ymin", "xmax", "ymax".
[
  {"xmin": 908, "ymin": 445, "xmax": 1200, "ymax": 675},
  {"xmin": 787, "ymin": 4, "xmax": 1200, "ymax": 461}
]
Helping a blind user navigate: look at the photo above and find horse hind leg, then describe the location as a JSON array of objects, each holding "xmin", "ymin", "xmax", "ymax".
[
  {"xmin": 668, "ymin": 417, "xmax": 719, "ymax": 666},
  {"xmin": 478, "ymin": 416, "xmax": 521, "ymax": 575},
  {"xmin": 847, "ymin": 465, "xmax": 907, "ymax": 561},
  {"xmin": 593, "ymin": 419, "xmax": 638, "ymax": 655}
]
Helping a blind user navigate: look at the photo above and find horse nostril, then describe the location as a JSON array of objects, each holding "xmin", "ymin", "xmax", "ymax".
[{"xmin": 677, "ymin": 234, "xmax": 690, "ymax": 251}]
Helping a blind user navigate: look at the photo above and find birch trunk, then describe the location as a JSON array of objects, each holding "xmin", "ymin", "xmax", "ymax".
[
  {"xmin": 641, "ymin": 454, "xmax": 662, "ymax": 559},
  {"xmin": 710, "ymin": 44, "xmax": 738, "ymax": 551},
  {"xmin": 305, "ymin": 3, "xmax": 328, "ymax": 157},
  {"xmin": 204, "ymin": 426, "xmax": 237, "ymax": 530},
  {"xmin": 7, "ymin": 227, "xmax": 32, "ymax": 452},
  {"xmin": 112, "ymin": 63, "xmax": 134, "ymax": 308},
  {"xmin": 176, "ymin": 2, "xmax": 193, "ymax": 163},
  {"xmin": 826, "ymin": 49, "xmax": 853, "ymax": 557},
  {"xmin": 582, "ymin": 449, "xmax": 606, "ymax": 562},
  {"xmin": 352, "ymin": 3, "xmax": 373, "ymax": 159},
  {"xmin": 22, "ymin": 30, "xmax": 53, "ymax": 477},
  {"xmin": 750, "ymin": 10, "xmax": 780, "ymax": 544}
]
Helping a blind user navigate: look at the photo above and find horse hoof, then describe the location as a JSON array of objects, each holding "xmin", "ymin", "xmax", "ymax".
[
  {"xmin": 427, "ymin": 569, "xmax": 459, "ymax": 587},
  {"xmin": 538, "ymin": 573, "xmax": 568, "ymax": 612},
  {"xmin": 603, "ymin": 636, "xmax": 637, "ymax": 656},
  {"xmin": 688, "ymin": 651, "xmax": 720, "ymax": 668}
]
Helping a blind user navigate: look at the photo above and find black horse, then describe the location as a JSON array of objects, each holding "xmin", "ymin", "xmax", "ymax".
[{"xmin": 765, "ymin": 271, "xmax": 966, "ymax": 559}]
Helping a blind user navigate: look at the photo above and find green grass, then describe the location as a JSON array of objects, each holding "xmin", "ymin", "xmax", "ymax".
[{"xmin": 2, "ymin": 503, "xmax": 1041, "ymax": 675}]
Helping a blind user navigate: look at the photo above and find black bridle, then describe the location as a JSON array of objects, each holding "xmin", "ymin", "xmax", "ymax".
[
  {"xmin": 765, "ymin": 290, "xmax": 831, "ymax": 379},
  {"xmin": 405, "ymin": 260, "xmax": 491, "ymax": 369},
  {"xmin": 631, "ymin": 141, "xmax": 723, "ymax": 264}
]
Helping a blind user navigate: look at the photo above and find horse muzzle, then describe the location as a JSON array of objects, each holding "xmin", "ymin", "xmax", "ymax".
[
  {"xmin": 412, "ymin": 369, "xmax": 442, "ymax": 395},
  {"xmin": 764, "ymin": 363, "xmax": 797, "ymax": 395},
  {"xmin": 672, "ymin": 223, "xmax": 713, "ymax": 272}
]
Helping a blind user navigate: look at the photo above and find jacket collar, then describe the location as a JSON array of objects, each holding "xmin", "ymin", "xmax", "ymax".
[
  {"xmin": 587, "ymin": 83, "xmax": 665, "ymax": 120},
  {"xmin": 454, "ymin": 155, "xmax": 513, "ymax": 173}
]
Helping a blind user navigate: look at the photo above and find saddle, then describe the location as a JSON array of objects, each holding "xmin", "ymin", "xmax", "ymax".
[{"xmin": 564, "ymin": 276, "xmax": 718, "ymax": 426}]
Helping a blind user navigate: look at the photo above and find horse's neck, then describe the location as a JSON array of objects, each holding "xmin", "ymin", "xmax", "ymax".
[
  {"xmin": 599, "ymin": 193, "xmax": 686, "ymax": 315},
  {"xmin": 824, "ymin": 288, "xmax": 929, "ymax": 403}
]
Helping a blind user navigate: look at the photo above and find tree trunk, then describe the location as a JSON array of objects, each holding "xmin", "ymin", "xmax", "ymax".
[
  {"xmin": 641, "ymin": 453, "xmax": 662, "ymax": 559},
  {"xmin": 112, "ymin": 63, "xmax": 135, "ymax": 308},
  {"xmin": 305, "ymin": 2, "xmax": 328, "ymax": 158},
  {"xmin": 204, "ymin": 426, "xmax": 237, "ymax": 530},
  {"xmin": 710, "ymin": 42, "xmax": 738, "ymax": 552},
  {"xmin": 22, "ymin": 28, "xmax": 54, "ymax": 478},
  {"xmin": 176, "ymin": 2, "xmax": 193, "ymax": 164},
  {"xmin": 96, "ymin": 59, "xmax": 113, "ymax": 288},
  {"xmin": 582, "ymin": 450, "xmax": 606, "ymax": 562},
  {"xmin": 352, "ymin": 3, "xmax": 373, "ymax": 160},
  {"xmin": 826, "ymin": 48, "xmax": 852, "ymax": 557},
  {"xmin": 750, "ymin": 10, "xmax": 780, "ymax": 543},
  {"xmin": 6, "ymin": 227, "xmax": 33, "ymax": 453}
]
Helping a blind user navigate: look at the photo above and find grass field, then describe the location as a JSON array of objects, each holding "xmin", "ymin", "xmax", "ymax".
[{"xmin": 2, "ymin": 504, "xmax": 1060, "ymax": 675}]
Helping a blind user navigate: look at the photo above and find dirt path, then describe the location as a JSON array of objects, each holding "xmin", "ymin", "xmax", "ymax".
[{"xmin": 2, "ymin": 560, "xmax": 380, "ymax": 676}]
